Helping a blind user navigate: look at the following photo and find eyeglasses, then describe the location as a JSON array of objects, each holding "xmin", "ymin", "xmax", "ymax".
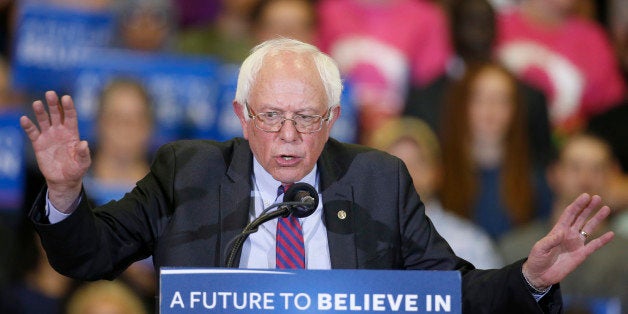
[{"xmin": 245, "ymin": 102, "xmax": 332, "ymax": 134}]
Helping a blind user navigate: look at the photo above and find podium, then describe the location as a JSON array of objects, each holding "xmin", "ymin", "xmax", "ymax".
[{"xmin": 160, "ymin": 268, "xmax": 461, "ymax": 313}]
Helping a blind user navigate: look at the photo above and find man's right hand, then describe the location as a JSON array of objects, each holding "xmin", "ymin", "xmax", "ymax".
[{"xmin": 20, "ymin": 91, "xmax": 91, "ymax": 212}]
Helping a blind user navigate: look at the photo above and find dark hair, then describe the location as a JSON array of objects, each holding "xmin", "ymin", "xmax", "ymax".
[
  {"xmin": 449, "ymin": 0, "xmax": 496, "ymax": 61},
  {"xmin": 440, "ymin": 61, "xmax": 535, "ymax": 225}
]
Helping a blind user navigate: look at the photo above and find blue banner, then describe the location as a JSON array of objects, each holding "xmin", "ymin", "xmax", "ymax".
[
  {"xmin": 11, "ymin": 2, "xmax": 358, "ymax": 146},
  {"xmin": 71, "ymin": 49, "xmax": 222, "ymax": 150},
  {"xmin": 160, "ymin": 268, "xmax": 461, "ymax": 313},
  {"xmin": 192, "ymin": 62, "xmax": 243, "ymax": 142},
  {"xmin": 331, "ymin": 81, "xmax": 358, "ymax": 143},
  {"xmin": 0, "ymin": 109, "xmax": 25, "ymax": 213},
  {"xmin": 11, "ymin": 2, "xmax": 115, "ymax": 93}
]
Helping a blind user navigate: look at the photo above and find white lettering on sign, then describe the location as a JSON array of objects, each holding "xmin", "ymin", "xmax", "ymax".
[
  {"xmin": 168, "ymin": 291, "xmax": 275, "ymax": 310},
  {"xmin": 426, "ymin": 294, "xmax": 451, "ymax": 312},
  {"xmin": 317, "ymin": 293, "xmax": 426, "ymax": 312},
  {"xmin": 167, "ymin": 291, "xmax": 452, "ymax": 312}
]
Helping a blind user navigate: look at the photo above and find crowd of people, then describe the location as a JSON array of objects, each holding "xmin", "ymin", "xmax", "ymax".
[{"xmin": 0, "ymin": 0, "xmax": 626, "ymax": 313}]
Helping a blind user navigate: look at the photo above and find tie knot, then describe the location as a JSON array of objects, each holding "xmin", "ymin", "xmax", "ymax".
[{"xmin": 277, "ymin": 183, "xmax": 293, "ymax": 198}]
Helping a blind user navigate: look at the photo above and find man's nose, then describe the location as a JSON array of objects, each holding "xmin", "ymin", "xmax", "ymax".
[{"xmin": 278, "ymin": 118, "xmax": 299, "ymax": 141}]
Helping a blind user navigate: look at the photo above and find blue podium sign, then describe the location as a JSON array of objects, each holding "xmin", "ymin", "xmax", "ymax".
[{"xmin": 160, "ymin": 268, "xmax": 461, "ymax": 313}]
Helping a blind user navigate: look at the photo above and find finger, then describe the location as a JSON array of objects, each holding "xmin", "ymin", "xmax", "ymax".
[
  {"xmin": 61, "ymin": 95, "xmax": 79, "ymax": 132},
  {"xmin": 555, "ymin": 193, "xmax": 591, "ymax": 229},
  {"xmin": 580, "ymin": 205, "xmax": 611, "ymax": 235},
  {"xmin": 572, "ymin": 195, "xmax": 602, "ymax": 230},
  {"xmin": 583, "ymin": 231, "xmax": 614, "ymax": 257},
  {"xmin": 19, "ymin": 115, "xmax": 41, "ymax": 142},
  {"xmin": 76, "ymin": 140, "xmax": 91, "ymax": 165},
  {"xmin": 46, "ymin": 91, "xmax": 63, "ymax": 125},
  {"xmin": 32, "ymin": 100, "xmax": 51, "ymax": 131}
]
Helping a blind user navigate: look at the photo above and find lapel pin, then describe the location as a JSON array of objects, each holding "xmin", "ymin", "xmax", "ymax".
[{"xmin": 337, "ymin": 210, "xmax": 347, "ymax": 220}]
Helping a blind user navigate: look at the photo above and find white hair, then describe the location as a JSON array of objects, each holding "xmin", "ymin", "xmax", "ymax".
[{"xmin": 234, "ymin": 38, "xmax": 343, "ymax": 118}]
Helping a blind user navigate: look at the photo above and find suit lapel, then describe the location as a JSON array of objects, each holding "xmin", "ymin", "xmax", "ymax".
[
  {"xmin": 219, "ymin": 140, "xmax": 253, "ymax": 267},
  {"xmin": 319, "ymin": 141, "xmax": 358, "ymax": 269}
]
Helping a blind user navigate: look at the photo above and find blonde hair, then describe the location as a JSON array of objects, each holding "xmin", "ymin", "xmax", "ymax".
[
  {"xmin": 368, "ymin": 117, "xmax": 441, "ymax": 165},
  {"xmin": 66, "ymin": 281, "xmax": 147, "ymax": 314}
]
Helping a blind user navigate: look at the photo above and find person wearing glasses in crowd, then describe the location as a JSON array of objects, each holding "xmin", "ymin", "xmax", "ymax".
[{"xmin": 21, "ymin": 38, "xmax": 614, "ymax": 313}]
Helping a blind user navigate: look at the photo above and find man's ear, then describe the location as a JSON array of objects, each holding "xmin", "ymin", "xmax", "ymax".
[
  {"xmin": 233, "ymin": 101, "xmax": 249, "ymax": 139},
  {"xmin": 328, "ymin": 105, "xmax": 341, "ymax": 128}
]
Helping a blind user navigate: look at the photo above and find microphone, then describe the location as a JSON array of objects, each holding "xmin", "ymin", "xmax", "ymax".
[
  {"xmin": 225, "ymin": 183, "xmax": 319, "ymax": 267},
  {"xmin": 283, "ymin": 182, "xmax": 318, "ymax": 218}
]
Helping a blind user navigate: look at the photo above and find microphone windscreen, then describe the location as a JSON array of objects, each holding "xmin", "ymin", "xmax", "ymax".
[{"xmin": 283, "ymin": 182, "xmax": 319, "ymax": 218}]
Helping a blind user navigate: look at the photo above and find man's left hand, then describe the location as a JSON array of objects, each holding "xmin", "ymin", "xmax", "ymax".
[{"xmin": 522, "ymin": 193, "xmax": 615, "ymax": 291}]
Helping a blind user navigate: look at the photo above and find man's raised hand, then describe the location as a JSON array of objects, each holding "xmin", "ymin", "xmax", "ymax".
[
  {"xmin": 20, "ymin": 91, "xmax": 91, "ymax": 212},
  {"xmin": 522, "ymin": 193, "xmax": 615, "ymax": 291}
]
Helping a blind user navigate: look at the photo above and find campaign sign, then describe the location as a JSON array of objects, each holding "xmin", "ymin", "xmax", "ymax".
[
  {"xmin": 160, "ymin": 268, "xmax": 461, "ymax": 313},
  {"xmin": 197, "ymin": 62, "xmax": 243, "ymax": 142},
  {"xmin": 71, "ymin": 49, "xmax": 222, "ymax": 150},
  {"xmin": 331, "ymin": 81, "xmax": 358, "ymax": 143},
  {"xmin": 0, "ymin": 109, "xmax": 25, "ymax": 213},
  {"xmin": 12, "ymin": 3, "xmax": 115, "ymax": 93}
]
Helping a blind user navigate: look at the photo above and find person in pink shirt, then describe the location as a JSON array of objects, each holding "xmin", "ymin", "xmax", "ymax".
[
  {"xmin": 317, "ymin": 0, "xmax": 452, "ymax": 142},
  {"xmin": 495, "ymin": 0, "xmax": 626, "ymax": 135}
]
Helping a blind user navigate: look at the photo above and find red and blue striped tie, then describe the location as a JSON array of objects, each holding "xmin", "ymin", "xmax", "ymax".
[{"xmin": 276, "ymin": 184, "xmax": 305, "ymax": 269}]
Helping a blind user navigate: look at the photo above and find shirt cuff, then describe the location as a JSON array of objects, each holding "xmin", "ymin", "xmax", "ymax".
[
  {"xmin": 522, "ymin": 269, "xmax": 552, "ymax": 302},
  {"xmin": 45, "ymin": 190, "xmax": 81, "ymax": 224},
  {"xmin": 531, "ymin": 288, "xmax": 551, "ymax": 302}
]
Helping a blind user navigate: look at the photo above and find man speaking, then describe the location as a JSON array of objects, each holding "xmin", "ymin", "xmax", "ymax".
[{"xmin": 20, "ymin": 38, "xmax": 614, "ymax": 313}]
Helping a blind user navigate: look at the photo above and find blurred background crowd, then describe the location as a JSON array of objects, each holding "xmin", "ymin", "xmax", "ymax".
[{"xmin": 0, "ymin": 0, "xmax": 626, "ymax": 313}]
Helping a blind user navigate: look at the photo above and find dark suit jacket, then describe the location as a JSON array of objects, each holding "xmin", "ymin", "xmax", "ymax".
[{"xmin": 30, "ymin": 138, "xmax": 562, "ymax": 313}]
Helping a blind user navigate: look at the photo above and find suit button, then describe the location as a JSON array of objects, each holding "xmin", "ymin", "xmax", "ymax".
[{"xmin": 337, "ymin": 210, "xmax": 347, "ymax": 220}]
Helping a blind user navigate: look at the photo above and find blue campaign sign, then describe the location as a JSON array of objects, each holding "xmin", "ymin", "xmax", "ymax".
[
  {"xmin": 11, "ymin": 1, "xmax": 359, "ymax": 146},
  {"xmin": 331, "ymin": 80, "xmax": 358, "ymax": 143},
  {"xmin": 10, "ymin": 1, "xmax": 359, "ymax": 146},
  {"xmin": 160, "ymin": 268, "xmax": 461, "ymax": 313},
  {"xmin": 71, "ymin": 49, "xmax": 223, "ymax": 150},
  {"xmin": 11, "ymin": 2, "xmax": 115, "ymax": 93},
  {"xmin": 198, "ymin": 62, "xmax": 243, "ymax": 142},
  {"xmin": 0, "ymin": 108, "xmax": 25, "ymax": 213}
]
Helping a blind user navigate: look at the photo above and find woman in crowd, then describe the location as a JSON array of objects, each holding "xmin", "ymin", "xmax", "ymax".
[{"xmin": 439, "ymin": 62, "xmax": 552, "ymax": 239}]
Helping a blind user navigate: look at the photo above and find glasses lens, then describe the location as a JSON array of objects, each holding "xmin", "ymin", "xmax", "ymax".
[
  {"xmin": 294, "ymin": 115, "xmax": 322, "ymax": 133},
  {"xmin": 248, "ymin": 106, "xmax": 329, "ymax": 133},
  {"xmin": 255, "ymin": 112, "xmax": 282, "ymax": 131}
]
